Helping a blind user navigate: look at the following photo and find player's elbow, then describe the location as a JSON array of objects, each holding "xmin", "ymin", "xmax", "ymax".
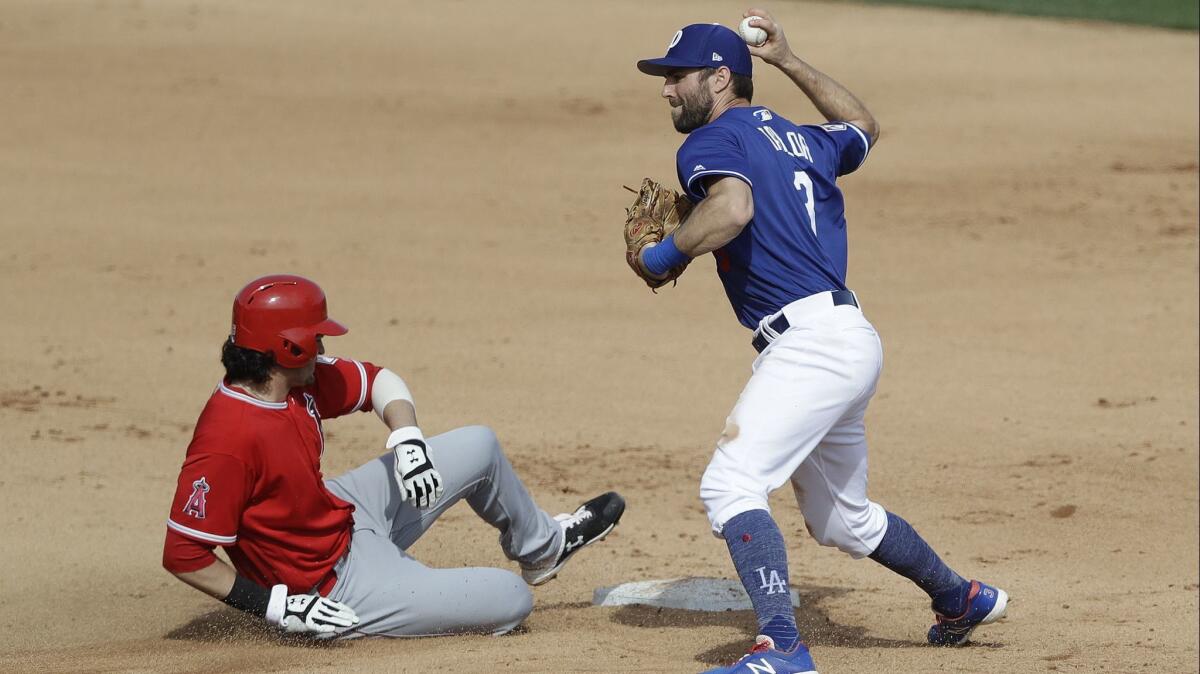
[
  {"xmin": 716, "ymin": 182, "xmax": 753, "ymax": 227},
  {"xmin": 854, "ymin": 116, "xmax": 880, "ymax": 146},
  {"xmin": 162, "ymin": 550, "xmax": 186, "ymax": 576},
  {"xmin": 163, "ymin": 529, "xmax": 219, "ymax": 577},
  {"xmin": 728, "ymin": 191, "xmax": 754, "ymax": 227},
  {"xmin": 162, "ymin": 544, "xmax": 194, "ymax": 576},
  {"xmin": 712, "ymin": 209, "xmax": 752, "ymax": 251}
]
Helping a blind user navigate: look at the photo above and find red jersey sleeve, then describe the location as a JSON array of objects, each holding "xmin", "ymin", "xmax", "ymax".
[
  {"xmin": 162, "ymin": 528, "xmax": 218, "ymax": 574},
  {"xmin": 307, "ymin": 355, "xmax": 382, "ymax": 419},
  {"xmin": 166, "ymin": 452, "xmax": 251, "ymax": 547}
]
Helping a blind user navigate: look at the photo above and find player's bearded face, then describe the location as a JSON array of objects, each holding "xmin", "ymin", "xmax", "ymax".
[{"xmin": 670, "ymin": 74, "xmax": 715, "ymax": 134}]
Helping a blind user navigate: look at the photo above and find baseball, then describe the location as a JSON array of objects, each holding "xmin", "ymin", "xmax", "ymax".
[{"xmin": 739, "ymin": 16, "xmax": 768, "ymax": 47}]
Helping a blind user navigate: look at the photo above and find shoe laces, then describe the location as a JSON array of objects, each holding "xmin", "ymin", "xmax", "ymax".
[
  {"xmin": 749, "ymin": 635, "xmax": 776, "ymax": 654},
  {"xmin": 557, "ymin": 506, "xmax": 594, "ymax": 529},
  {"xmin": 723, "ymin": 636, "xmax": 780, "ymax": 667}
]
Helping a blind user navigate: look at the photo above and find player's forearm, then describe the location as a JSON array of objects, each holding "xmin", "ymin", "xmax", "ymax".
[
  {"xmin": 173, "ymin": 556, "xmax": 237, "ymax": 601},
  {"xmin": 382, "ymin": 399, "xmax": 418, "ymax": 431},
  {"xmin": 372, "ymin": 368, "xmax": 417, "ymax": 430},
  {"xmin": 774, "ymin": 54, "xmax": 879, "ymax": 143},
  {"xmin": 675, "ymin": 203, "xmax": 747, "ymax": 256},
  {"xmin": 674, "ymin": 182, "xmax": 754, "ymax": 257}
]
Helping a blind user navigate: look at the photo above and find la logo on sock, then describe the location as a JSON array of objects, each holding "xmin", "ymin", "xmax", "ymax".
[{"xmin": 755, "ymin": 566, "xmax": 787, "ymax": 595}]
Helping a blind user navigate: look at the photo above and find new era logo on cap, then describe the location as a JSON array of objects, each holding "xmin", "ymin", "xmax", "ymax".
[{"xmin": 636, "ymin": 23, "xmax": 752, "ymax": 77}]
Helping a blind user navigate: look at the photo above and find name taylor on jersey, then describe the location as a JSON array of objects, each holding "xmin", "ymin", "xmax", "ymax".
[{"xmin": 755, "ymin": 123, "xmax": 815, "ymax": 164}]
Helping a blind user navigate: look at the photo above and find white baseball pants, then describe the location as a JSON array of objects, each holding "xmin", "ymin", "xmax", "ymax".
[{"xmin": 701, "ymin": 292, "xmax": 889, "ymax": 558}]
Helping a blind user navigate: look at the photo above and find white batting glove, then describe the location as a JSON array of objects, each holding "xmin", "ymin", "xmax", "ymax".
[
  {"xmin": 265, "ymin": 584, "xmax": 359, "ymax": 637},
  {"xmin": 387, "ymin": 426, "xmax": 444, "ymax": 509}
]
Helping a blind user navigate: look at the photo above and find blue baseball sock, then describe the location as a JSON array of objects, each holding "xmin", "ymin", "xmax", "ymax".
[
  {"xmin": 722, "ymin": 509, "xmax": 799, "ymax": 652},
  {"xmin": 869, "ymin": 511, "xmax": 970, "ymax": 616}
]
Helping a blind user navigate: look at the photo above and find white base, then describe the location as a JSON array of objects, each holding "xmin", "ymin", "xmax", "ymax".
[{"xmin": 593, "ymin": 577, "xmax": 800, "ymax": 612}]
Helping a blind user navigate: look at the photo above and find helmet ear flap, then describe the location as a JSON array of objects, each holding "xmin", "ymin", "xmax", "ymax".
[
  {"xmin": 281, "ymin": 339, "xmax": 305, "ymax": 362},
  {"xmin": 275, "ymin": 328, "xmax": 318, "ymax": 368}
]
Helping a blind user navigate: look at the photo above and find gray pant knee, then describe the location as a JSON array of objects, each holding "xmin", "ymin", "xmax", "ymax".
[
  {"xmin": 484, "ymin": 570, "xmax": 534, "ymax": 635},
  {"xmin": 438, "ymin": 424, "xmax": 502, "ymax": 476}
]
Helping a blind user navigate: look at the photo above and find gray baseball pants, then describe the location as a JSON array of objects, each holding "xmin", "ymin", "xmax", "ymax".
[{"xmin": 322, "ymin": 425, "xmax": 562, "ymax": 638}]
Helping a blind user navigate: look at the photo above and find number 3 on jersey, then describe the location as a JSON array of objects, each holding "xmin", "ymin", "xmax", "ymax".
[{"xmin": 793, "ymin": 171, "xmax": 817, "ymax": 235}]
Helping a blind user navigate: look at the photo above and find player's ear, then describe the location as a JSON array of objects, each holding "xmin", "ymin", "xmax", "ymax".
[{"xmin": 711, "ymin": 66, "xmax": 733, "ymax": 95}]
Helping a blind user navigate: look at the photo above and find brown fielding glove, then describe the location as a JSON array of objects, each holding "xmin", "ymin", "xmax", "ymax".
[{"xmin": 623, "ymin": 178, "xmax": 694, "ymax": 290}]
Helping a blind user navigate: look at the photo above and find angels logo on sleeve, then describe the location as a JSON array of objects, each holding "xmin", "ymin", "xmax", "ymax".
[{"xmin": 183, "ymin": 477, "xmax": 210, "ymax": 519}]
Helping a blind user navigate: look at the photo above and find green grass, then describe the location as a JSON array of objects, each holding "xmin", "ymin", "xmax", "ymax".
[{"xmin": 846, "ymin": 0, "xmax": 1199, "ymax": 30}]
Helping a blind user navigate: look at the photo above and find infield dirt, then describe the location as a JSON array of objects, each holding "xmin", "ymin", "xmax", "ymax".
[{"xmin": 1, "ymin": 1, "xmax": 1197, "ymax": 672}]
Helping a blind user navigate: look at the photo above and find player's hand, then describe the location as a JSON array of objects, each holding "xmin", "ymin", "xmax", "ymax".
[
  {"xmin": 396, "ymin": 449, "xmax": 443, "ymax": 509},
  {"xmin": 636, "ymin": 243, "xmax": 672, "ymax": 283},
  {"xmin": 624, "ymin": 178, "xmax": 693, "ymax": 290},
  {"xmin": 266, "ymin": 585, "xmax": 359, "ymax": 637},
  {"xmin": 388, "ymin": 426, "xmax": 444, "ymax": 509},
  {"xmin": 744, "ymin": 8, "xmax": 792, "ymax": 66}
]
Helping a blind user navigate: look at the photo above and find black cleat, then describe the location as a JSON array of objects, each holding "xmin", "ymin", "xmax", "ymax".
[{"xmin": 521, "ymin": 492, "xmax": 626, "ymax": 585}]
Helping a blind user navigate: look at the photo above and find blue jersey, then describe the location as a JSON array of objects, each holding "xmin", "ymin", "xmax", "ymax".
[{"xmin": 675, "ymin": 106, "xmax": 871, "ymax": 329}]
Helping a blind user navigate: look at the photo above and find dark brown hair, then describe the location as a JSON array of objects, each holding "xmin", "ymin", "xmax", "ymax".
[{"xmin": 220, "ymin": 340, "xmax": 276, "ymax": 385}]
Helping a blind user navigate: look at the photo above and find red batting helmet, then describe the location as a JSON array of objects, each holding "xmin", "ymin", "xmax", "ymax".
[{"xmin": 230, "ymin": 274, "xmax": 347, "ymax": 369}]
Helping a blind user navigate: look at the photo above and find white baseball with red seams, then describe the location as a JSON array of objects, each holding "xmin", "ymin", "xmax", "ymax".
[{"xmin": 739, "ymin": 16, "xmax": 768, "ymax": 47}]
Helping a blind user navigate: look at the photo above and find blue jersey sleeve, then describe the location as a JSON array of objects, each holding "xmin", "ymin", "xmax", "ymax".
[
  {"xmin": 675, "ymin": 125, "xmax": 752, "ymax": 202},
  {"xmin": 803, "ymin": 122, "xmax": 871, "ymax": 177}
]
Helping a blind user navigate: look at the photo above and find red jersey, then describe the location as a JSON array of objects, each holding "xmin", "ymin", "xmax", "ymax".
[{"xmin": 163, "ymin": 355, "xmax": 381, "ymax": 593}]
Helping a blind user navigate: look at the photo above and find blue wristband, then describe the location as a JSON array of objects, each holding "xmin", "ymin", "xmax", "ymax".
[{"xmin": 642, "ymin": 234, "xmax": 690, "ymax": 276}]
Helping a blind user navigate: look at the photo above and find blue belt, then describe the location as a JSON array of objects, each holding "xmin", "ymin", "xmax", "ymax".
[{"xmin": 751, "ymin": 290, "xmax": 859, "ymax": 353}]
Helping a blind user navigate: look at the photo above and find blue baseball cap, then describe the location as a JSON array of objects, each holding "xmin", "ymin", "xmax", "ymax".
[{"xmin": 637, "ymin": 23, "xmax": 752, "ymax": 78}]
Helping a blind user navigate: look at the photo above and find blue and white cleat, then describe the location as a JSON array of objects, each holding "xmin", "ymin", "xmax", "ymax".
[
  {"xmin": 701, "ymin": 636, "xmax": 818, "ymax": 674},
  {"xmin": 927, "ymin": 580, "xmax": 1009, "ymax": 646}
]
